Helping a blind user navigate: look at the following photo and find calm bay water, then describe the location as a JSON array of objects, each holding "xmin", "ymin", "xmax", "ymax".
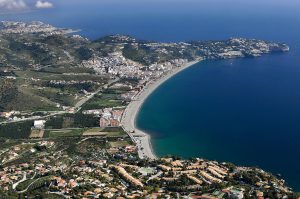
[
  {"xmin": 137, "ymin": 52, "xmax": 300, "ymax": 190},
  {"xmin": 1, "ymin": 0, "xmax": 300, "ymax": 190}
]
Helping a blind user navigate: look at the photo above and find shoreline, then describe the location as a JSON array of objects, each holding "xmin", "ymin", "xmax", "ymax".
[{"xmin": 121, "ymin": 59, "xmax": 201, "ymax": 159}]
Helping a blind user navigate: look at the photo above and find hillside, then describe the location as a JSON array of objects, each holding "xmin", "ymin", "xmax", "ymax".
[{"xmin": 0, "ymin": 22, "xmax": 289, "ymax": 113}]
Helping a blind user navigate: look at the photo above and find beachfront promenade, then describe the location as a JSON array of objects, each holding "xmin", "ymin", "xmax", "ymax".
[{"xmin": 121, "ymin": 60, "xmax": 201, "ymax": 159}]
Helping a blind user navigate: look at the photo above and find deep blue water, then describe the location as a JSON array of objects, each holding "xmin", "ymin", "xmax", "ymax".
[
  {"xmin": 1, "ymin": 0, "xmax": 300, "ymax": 191},
  {"xmin": 137, "ymin": 52, "xmax": 300, "ymax": 190}
]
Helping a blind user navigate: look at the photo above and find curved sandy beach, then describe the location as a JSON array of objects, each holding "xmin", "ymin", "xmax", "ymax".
[{"xmin": 121, "ymin": 59, "xmax": 201, "ymax": 159}]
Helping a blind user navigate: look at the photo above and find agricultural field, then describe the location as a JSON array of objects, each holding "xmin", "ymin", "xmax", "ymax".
[
  {"xmin": 82, "ymin": 127, "xmax": 127, "ymax": 137},
  {"xmin": 44, "ymin": 128, "xmax": 84, "ymax": 138},
  {"xmin": 45, "ymin": 113, "xmax": 99, "ymax": 129},
  {"xmin": 81, "ymin": 92, "xmax": 125, "ymax": 110},
  {"xmin": 44, "ymin": 127, "xmax": 127, "ymax": 138},
  {"xmin": 109, "ymin": 140, "xmax": 131, "ymax": 148},
  {"xmin": 29, "ymin": 129, "xmax": 44, "ymax": 138}
]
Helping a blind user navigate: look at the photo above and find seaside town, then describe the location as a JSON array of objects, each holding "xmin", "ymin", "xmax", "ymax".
[
  {"xmin": 0, "ymin": 22, "xmax": 298, "ymax": 198},
  {"xmin": 0, "ymin": 21, "xmax": 76, "ymax": 35}
]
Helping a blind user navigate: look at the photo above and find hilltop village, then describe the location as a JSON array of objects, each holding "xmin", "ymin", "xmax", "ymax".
[{"xmin": 0, "ymin": 21, "xmax": 297, "ymax": 198}]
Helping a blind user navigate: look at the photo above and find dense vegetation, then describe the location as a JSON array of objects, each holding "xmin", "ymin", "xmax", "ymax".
[
  {"xmin": 45, "ymin": 113, "xmax": 99, "ymax": 129},
  {"xmin": 0, "ymin": 121, "xmax": 33, "ymax": 139},
  {"xmin": 0, "ymin": 79, "xmax": 18, "ymax": 111}
]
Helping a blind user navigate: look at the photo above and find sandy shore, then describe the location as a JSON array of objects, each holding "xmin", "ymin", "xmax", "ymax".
[{"xmin": 121, "ymin": 59, "xmax": 201, "ymax": 159}]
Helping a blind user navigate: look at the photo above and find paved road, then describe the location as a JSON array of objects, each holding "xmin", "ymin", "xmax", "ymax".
[
  {"xmin": 17, "ymin": 178, "xmax": 40, "ymax": 194},
  {"xmin": 146, "ymin": 171, "xmax": 163, "ymax": 183},
  {"xmin": 0, "ymin": 111, "xmax": 66, "ymax": 124},
  {"xmin": 12, "ymin": 172, "xmax": 27, "ymax": 190}
]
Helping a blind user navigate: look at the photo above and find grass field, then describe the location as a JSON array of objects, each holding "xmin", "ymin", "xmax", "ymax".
[
  {"xmin": 82, "ymin": 127, "xmax": 105, "ymax": 136},
  {"xmin": 43, "ymin": 126, "xmax": 127, "ymax": 138},
  {"xmin": 82, "ymin": 127, "xmax": 127, "ymax": 137},
  {"xmin": 81, "ymin": 93, "xmax": 124, "ymax": 110},
  {"xmin": 44, "ymin": 128, "xmax": 84, "ymax": 138},
  {"xmin": 81, "ymin": 98, "xmax": 124, "ymax": 110},
  {"xmin": 29, "ymin": 129, "xmax": 44, "ymax": 138},
  {"xmin": 109, "ymin": 140, "xmax": 130, "ymax": 148}
]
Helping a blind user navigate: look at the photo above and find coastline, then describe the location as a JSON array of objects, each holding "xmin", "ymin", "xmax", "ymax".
[{"xmin": 121, "ymin": 59, "xmax": 201, "ymax": 159}]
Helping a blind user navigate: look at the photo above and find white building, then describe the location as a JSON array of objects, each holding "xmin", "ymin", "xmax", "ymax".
[{"xmin": 34, "ymin": 120, "xmax": 46, "ymax": 129}]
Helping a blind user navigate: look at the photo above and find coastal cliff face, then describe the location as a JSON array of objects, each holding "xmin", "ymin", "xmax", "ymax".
[{"xmin": 0, "ymin": 21, "xmax": 297, "ymax": 198}]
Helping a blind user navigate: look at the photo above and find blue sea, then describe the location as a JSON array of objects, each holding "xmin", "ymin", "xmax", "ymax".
[{"xmin": 1, "ymin": 0, "xmax": 300, "ymax": 190}]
